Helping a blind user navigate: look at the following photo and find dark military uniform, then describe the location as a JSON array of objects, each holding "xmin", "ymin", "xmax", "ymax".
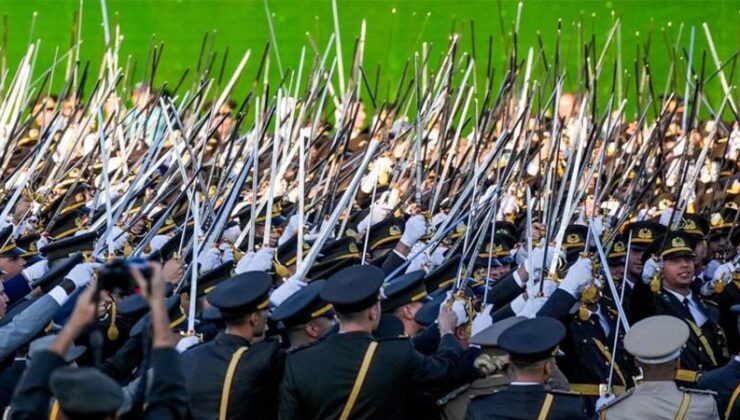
[
  {"xmin": 279, "ymin": 331, "xmax": 463, "ymax": 419},
  {"xmin": 182, "ymin": 334, "xmax": 284, "ymax": 420},
  {"xmin": 465, "ymin": 317, "xmax": 588, "ymax": 419},
  {"xmin": 464, "ymin": 384, "xmax": 588, "ymax": 419},
  {"xmin": 632, "ymin": 278, "xmax": 728, "ymax": 376},
  {"xmin": 698, "ymin": 357, "xmax": 740, "ymax": 419},
  {"xmin": 181, "ymin": 271, "xmax": 281, "ymax": 420},
  {"xmin": 538, "ymin": 289, "xmax": 636, "ymax": 398},
  {"xmin": 279, "ymin": 264, "xmax": 465, "ymax": 420},
  {"xmin": 708, "ymin": 280, "xmax": 740, "ymax": 354},
  {"xmin": 630, "ymin": 231, "xmax": 729, "ymax": 381}
]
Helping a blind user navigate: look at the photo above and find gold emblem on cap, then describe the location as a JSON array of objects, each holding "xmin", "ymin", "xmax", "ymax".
[
  {"xmin": 637, "ymin": 228, "xmax": 652, "ymax": 239},
  {"xmin": 389, "ymin": 225, "xmax": 401, "ymax": 236},
  {"xmin": 681, "ymin": 219, "xmax": 697, "ymax": 231},
  {"xmin": 671, "ymin": 237, "xmax": 686, "ymax": 248},
  {"xmin": 566, "ymin": 233, "xmax": 582, "ymax": 244},
  {"xmin": 613, "ymin": 241, "xmax": 626, "ymax": 253},
  {"xmin": 349, "ymin": 242, "xmax": 359, "ymax": 253},
  {"xmin": 710, "ymin": 213, "xmax": 724, "ymax": 227}
]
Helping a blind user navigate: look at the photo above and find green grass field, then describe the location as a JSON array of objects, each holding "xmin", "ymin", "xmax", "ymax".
[{"xmin": 1, "ymin": 0, "xmax": 739, "ymax": 116}]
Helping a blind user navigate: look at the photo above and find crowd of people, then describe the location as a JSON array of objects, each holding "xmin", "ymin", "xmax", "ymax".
[{"xmin": 0, "ymin": 10, "xmax": 738, "ymax": 420}]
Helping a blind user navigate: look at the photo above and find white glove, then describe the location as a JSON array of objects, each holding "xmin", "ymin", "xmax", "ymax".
[
  {"xmin": 278, "ymin": 215, "xmax": 300, "ymax": 246},
  {"xmin": 235, "ymin": 251, "xmax": 256, "ymax": 274},
  {"xmin": 65, "ymin": 263, "xmax": 102, "ymax": 288},
  {"xmin": 36, "ymin": 235, "xmax": 49, "ymax": 250},
  {"xmin": 198, "ymin": 248, "xmax": 222, "ymax": 272},
  {"xmin": 510, "ymin": 294, "xmax": 527, "ymax": 315},
  {"xmin": 431, "ymin": 212, "xmax": 448, "ymax": 227},
  {"xmin": 400, "ymin": 215, "xmax": 428, "ymax": 247},
  {"xmin": 559, "ymin": 257, "xmax": 593, "ymax": 298},
  {"xmin": 443, "ymin": 294, "xmax": 469, "ymax": 327},
  {"xmin": 711, "ymin": 262, "xmax": 736, "ymax": 288},
  {"xmin": 270, "ymin": 274, "xmax": 308, "ymax": 306},
  {"xmin": 405, "ymin": 245, "xmax": 430, "ymax": 273},
  {"xmin": 519, "ymin": 295, "xmax": 549, "ymax": 318},
  {"xmin": 237, "ymin": 247, "xmax": 274, "ymax": 273},
  {"xmin": 175, "ymin": 335, "xmax": 201, "ymax": 353},
  {"xmin": 642, "ymin": 258, "xmax": 660, "ymax": 284},
  {"xmin": 595, "ymin": 394, "xmax": 616, "ymax": 412},
  {"xmin": 148, "ymin": 235, "xmax": 170, "ymax": 254},
  {"xmin": 527, "ymin": 277, "xmax": 558, "ymax": 299},
  {"xmin": 110, "ymin": 226, "xmax": 129, "ymax": 253},
  {"xmin": 22, "ymin": 259, "xmax": 49, "ymax": 281},
  {"xmin": 525, "ymin": 246, "xmax": 565, "ymax": 281},
  {"xmin": 357, "ymin": 205, "xmax": 390, "ymax": 236},
  {"xmin": 658, "ymin": 208, "xmax": 676, "ymax": 227},
  {"xmin": 704, "ymin": 259, "xmax": 721, "ymax": 281},
  {"xmin": 497, "ymin": 194, "xmax": 519, "ymax": 219},
  {"xmin": 219, "ymin": 243, "xmax": 234, "ymax": 263},
  {"xmin": 430, "ymin": 246, "xmax": 447, "ymax": 268},
  {"xmin": 221, "ymin": 224, "xmax": 242, "ymax": 243},
  {"xmin": 471, "ymin": 304, "xmax": 494, "ymax": 336}
]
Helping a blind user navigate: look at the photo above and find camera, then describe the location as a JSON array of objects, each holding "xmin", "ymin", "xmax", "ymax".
[{"xmin": 98, "ymin": 258, "xmax": 152, "ymax": 296}]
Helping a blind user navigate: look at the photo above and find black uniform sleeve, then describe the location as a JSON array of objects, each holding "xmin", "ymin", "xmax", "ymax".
[
  {"xmin": 278, "ymin": 358, "xmax": 304, "ymax": 420},
  {"xmin": 537, "ymin": 289, "xmax": 577, "ymax": 321},
  {"xmin": 101, "ymin": 334, "xmax": 145, "ymax": 384},
  {"xmin": 629, "ymin": 277, "xmax": 655, "ymax": 323},
  {"xmin": 485, "ymin": 271, "xmax": 524, "ymax": 308},
  {"xmin": 10, "ymin": 350, "xmax": 67, "ymax": 420},
  {"xmin": 142, "ymin": 348, "xmax": 188, "ymax": 420},
  {"xmin": 409, "ymin": 333, "xmax": 464, "ymax": 389},
  {"xmin": 380, "ymin": 250, "xmax": 407, "ymax": 276},
  {"xmin": 491, "ymin": 303, "xmax": 516, "ymax": 322},
  {"xmin": 411, "ymin": 323, "xmax": 441, "ymax": 355}
]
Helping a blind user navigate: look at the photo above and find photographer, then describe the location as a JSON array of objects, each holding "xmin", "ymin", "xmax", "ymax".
[
  {"xmin": 9, "ymin": 262, "xmax": 188, "ymax": 420},
  {"xmin": 0, "ymin": 263, "xmax": 94, "ymax": 361}
]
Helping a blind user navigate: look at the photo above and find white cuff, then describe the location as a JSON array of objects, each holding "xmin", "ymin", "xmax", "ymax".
[
  {"xmin": 510, "ymin": 294, "xmax": 527, "ymax": 315},
  {"xmin": 393, "ymin": 249, "xmax": 408, "ymax": 261},
  {"xmin": 512, "ymin": 270, "xmax": 525, "ymax": 288},
  {"xmin": 48, "ymin": 286, "xmax": 70, "ymax": 306}
]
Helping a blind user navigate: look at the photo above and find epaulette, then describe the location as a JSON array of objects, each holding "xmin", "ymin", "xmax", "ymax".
[
  {"xmin": 598, "ymin": 388, "xmax": 635, "ymax": 411},
  {"xmin": 436, "ymin": 384, "xmax": 471, "ymax": 406},
  {"xmin": 469, "ymin": 388, "xmax": 505, "ymax": 401},
  {"xmin": 287, "ymin": 338, "xmax": 323, "ymax": 354},
  {"xmin": 377, "ymin": 334, "xmax": 410, "ymax": 342},
  {"xmin": 288, "ymin": 333, "xmax": 328, "ymax": 354},
  {"xmin": 548, "ymin": 389, "xmax": 582, "ymax": 397},
  {"xmin": 679, "ymin": 387, "xmax": 717, "ymax": 396},
  {"xmin": 703, "ymin": 299, "xmax": 719, "ymax": 308}
]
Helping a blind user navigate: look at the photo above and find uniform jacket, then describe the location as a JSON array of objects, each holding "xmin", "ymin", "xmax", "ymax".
[
  {"xmin": 181, "ymin": 333, "xmax": 285, "ymax": 420},
  {"xmin": 698, "ymin": 357, "xmax": 740, "ymax": 419},
  {"xmin": 464, "ymin": 384, "xmax": 588, "ymax": 420},
  {"xmin": 598, "ymin": 381, "xmax": 719, "ymax": 420},
  {"xmin": 279, "ymin": 330, "xmax": 463, "ymax": 420}
]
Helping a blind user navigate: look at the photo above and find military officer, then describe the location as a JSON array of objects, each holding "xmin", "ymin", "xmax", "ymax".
[
  {"xmin": 698, "ymin": 304, "xmax": 740, "ymax": 419},
  {"xmin": 181, "ymin": 271, "xmax": 284, "ymax": 420},
  {"xmin": 278, "ymin": 264, "xmax": 464, "ymax": 419},
  {"xmin": 598, "ymin": 315, "xmax": 719, "ymax": 419},
  {"xmin": 632, "ymin": 231, "xmax": 729, "ymax": 382},
  {"xmin": 270, "ymin": 279, "xmax": 336, "ymax": 350},
  {"xmin": 464, "ymin": 316, "xmax": 588, "ymax": 419}
]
